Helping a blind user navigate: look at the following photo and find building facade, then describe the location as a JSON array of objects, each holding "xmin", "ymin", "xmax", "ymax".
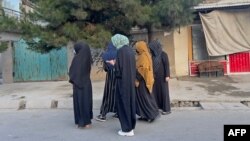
[{"xmin": 189, "ymin": 0, "xmax": 250, "ymax": 76}]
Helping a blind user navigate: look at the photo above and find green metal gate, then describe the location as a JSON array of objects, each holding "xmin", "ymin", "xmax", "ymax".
[{"xmin": 13, "ymin": 40, "xmax": 68, "ymax": 81}]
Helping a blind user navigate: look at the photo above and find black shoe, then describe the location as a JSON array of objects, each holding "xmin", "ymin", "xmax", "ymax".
[
  {"xmin": 138, "ymin": 117, "xmax": 154, "ymax": 123},
  {"xmin": 147, "ymin": 119, "xmax": 155, "ymax": 123},
  {"xmin": 138, "ymin": 117, "xmax": 147, "ymax": 121},
  {"xmin": 95, "ymin": 115, "xmax": 106, "ymax": 122},
  {"xmin": 112, "ymin": 113, "xmax": 118, "ymax": 118},
  {"xmin": 161, "ymin": 111, "xmax": 171, "ymax": 115}
]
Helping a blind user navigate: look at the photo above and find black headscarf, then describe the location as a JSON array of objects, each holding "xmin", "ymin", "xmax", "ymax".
[
  {"xmin": 148, "ymin": 40, "xmax": 163, "ymax": 73},
  {"xmin": 69, "ymin": 42, "xmax": 92, "ymax": 88},
  {"xmin": 102, "ymin": 42, "xmax": 117, "ymax": 69}
]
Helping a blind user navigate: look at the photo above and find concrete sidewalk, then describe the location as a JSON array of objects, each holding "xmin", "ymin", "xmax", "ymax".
[{"xmin": 0, "ymin": 75, "xmax": 250, "ymax": 110}]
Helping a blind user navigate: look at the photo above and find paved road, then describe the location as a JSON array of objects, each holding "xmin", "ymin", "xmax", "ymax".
[{"xmin": 0, "ymin": 109, "xmax": 250, "ymax": 141}]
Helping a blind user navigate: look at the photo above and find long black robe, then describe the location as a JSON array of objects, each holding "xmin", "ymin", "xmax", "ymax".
[
  {"xmin": 136, "ymin": 72, "xmax": 159, "ymax": 121},
  {"xmin": 99, "ymin": 62, "xmax": 116, "ymax": 116},
  {"xmin": 69, "ymin": 42, "xmax": 93, "ymax": 127},
  {"xmin": 115, "ymin": 45, "xmax": 136, "ymax": 132},
  {"xmin": 153, "ymin": 52, "xmax": 171, "ymax": 113}
]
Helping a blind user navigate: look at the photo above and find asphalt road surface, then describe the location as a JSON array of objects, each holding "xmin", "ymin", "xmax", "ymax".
[{"xmin": 0, "ymin": 109, "xmax": 250, "ymax": 141}]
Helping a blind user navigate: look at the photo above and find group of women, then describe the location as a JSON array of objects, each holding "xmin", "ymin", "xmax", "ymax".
[{"xmin": 68, "ymin": 34, "xmax": 171, "ymax": 136}]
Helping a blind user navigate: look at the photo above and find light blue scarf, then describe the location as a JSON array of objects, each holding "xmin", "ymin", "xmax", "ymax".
[{"xmin": 111, "ymin": 34, "xmax": 129, "ymax": 49}]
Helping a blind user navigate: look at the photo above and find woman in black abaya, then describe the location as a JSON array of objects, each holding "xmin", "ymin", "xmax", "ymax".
[
  {"xmin": 135, "ymin": 41, "xmax": 159, "ymax": 122},
  {"xmin": 149, "ymin": 40, "xmax": 171, "ymax": 115},
  {"xmin": 96, "ymin": 42, "xmax": 117, "ymax": 122},
  {"xmin": 108, "ymin": 34, "xmax": 136, "ymax": 136},
  {"xmin": 69, "ymin": 42, "xmax": 93, "ymax": 128}
]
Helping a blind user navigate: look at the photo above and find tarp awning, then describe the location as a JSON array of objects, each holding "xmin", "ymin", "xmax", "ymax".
[{"xmin": 200, "ymin": 8, "xmax": 250, "ymax": 56}]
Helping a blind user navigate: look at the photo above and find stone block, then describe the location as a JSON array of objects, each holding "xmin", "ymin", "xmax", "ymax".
[
  {"xmin": 57, "ymin": 99, "xmax": 73, "ymax": 109},
  {"xmin": 0, "ymin": 100, "xmax": 19, "ymax": 109},
  {"xmin": 26, "ymin": 100, "xmax": 52, "ymax": 109},
  {"xmin": 200, "ymin": 102, "xmax": 225, "ymax": 110}
]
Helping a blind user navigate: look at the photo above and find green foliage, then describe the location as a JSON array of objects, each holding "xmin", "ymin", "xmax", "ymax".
[
  {"xmin": 2, "ymin": 0, "xmax": 146, "ymax": 51},
  {"xmin": 0, "ymin": 42, "xmax": 8, "ymax": 53},
  {"xmin": 25, "ymin": 39, "xmax": 57, "ymax": 53},
  {"xmin": 0, "ymin": 16, "xmax": 21, "ymax": 32},
  {"xmin": 0, "ymin": 0, "xmax": 202, "ymax": 52},
  {"xmin": 152, "ymin": 0, "xmax": 202, "ymax": 30}
]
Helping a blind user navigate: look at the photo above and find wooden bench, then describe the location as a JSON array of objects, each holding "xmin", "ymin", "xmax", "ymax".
[{"xmin": 198, "ymin": 61, "xmax": 224, "ymax": 77}]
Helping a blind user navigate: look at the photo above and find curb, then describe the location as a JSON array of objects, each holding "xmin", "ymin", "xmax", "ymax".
[{"xmin": 0, "ymin": 99, "xmax": 249, "ymax": 110}]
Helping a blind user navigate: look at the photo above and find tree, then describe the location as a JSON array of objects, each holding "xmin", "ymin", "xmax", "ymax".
[
  {"xmin": 0, "ymin": 41, "xmax": 8, "ymax": 52},
  {"xmin": 0, "ymin": 3, "xmax": 21, "ymax": 52},
  {"xmin": 139, "ymin": 0, "xmax": 202, "ymax": 41},
  {"xmin": 0, "ymin": 0, "xmax": 202, "ymax": 52},
  {"xmin": 1, "ymin": 0, "xmax": 151, "ymax": 52}
]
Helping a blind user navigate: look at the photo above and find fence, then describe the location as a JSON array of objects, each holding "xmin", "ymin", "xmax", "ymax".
[{"xmin": 0, "ymin": 7, "xmax": 23, "ymax": 20}]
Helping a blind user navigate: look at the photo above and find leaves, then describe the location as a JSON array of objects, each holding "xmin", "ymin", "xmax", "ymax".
[
  {"xmin": 153, "ymin": 0, "xmax": 202, "ymax": 30},
  {"xmin": 0, "ymin": 42, "xmax": 8, "ymax": 53},
  {"xmin": 0, "ymin": 0, "xmax": 201, "ymax": 52}
]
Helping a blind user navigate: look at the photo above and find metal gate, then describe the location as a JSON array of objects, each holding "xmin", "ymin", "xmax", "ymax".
[
  {"xmin": 229, "ymin": 52, "xmax": 250, "ymax": 73},
  {"xmin": 13, "ymin": 40, "xmax": 68, "ymax": 81}
]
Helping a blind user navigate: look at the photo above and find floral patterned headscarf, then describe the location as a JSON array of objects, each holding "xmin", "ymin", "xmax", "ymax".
[{"xmin": 111, "ymin": 34, "xmax": 129, "ymax": 49}]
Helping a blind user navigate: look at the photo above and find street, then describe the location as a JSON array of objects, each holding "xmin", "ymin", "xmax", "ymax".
[
  {"xmin": 0, "ymin": 109, "xmax": 250, "ymax": 141},
  {"xmin": 1, "ymin": 1, "xmax": 250, "ymax": 140}
]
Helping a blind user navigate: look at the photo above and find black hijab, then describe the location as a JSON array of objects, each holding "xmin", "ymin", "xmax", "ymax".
[
  {"xmin": 148, "ymin": 40, "xmax": 163, "ymax": 73},
  {"xmin": 69, "ymin": 42, "xmax": 92, "ymax": 88}
]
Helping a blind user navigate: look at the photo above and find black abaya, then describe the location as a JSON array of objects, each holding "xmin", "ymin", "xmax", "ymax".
[
  {"xmin": 136, "ymin": 73, "xmax": 159, "ymax": 121},
  {"xmin": 153, "ymin": 52, "xmax": 171, "ymax": 113},
  {"xmin": 73, "ymin": 84, "xmax": 93, "ymax": 126},
  {"xmin": 99, "ymin": 63, "xmax": 116, "ymax": 116},
  {"xmin": 69, "ymin": 42, "xmax": 93, "ymax": 127},
  {"xmin": 115, "ymin": 45, "xmax": 136, "ymax": 132}
]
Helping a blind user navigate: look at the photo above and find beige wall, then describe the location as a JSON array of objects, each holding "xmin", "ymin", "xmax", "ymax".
[
  {"xmin": 67, "ymin": 27, "xmax": 190, "ymax": 81},
  {"xmin": 22, "ymin": 5, "xmax": 33, "ymax": 13},
  {"xmin": 1, "ymin": 28, "xmax": 190, "ymax": 83},
  {"xmin": 0, "ymin": 53, "xmax": 2, "ymax": 76},
  {"xmin": 130, "ymin": 29, "xmax": 148, "ymax": 43},
  {"xmin": 130, "ymin": 29, "xmax": 177, "ymax": 77},
  {"xmin": 150, "ymin": 30, "xmax": 176, "ymax": 77},
  {"xmin": 0, "ymin": 32, "xmax": 20, "ymax": 41},
  {"xmin": 67, "ymin": 42, "xmax": 106, "ymax": 81},
  {"xmin": 173, "ymin": 27, "xmax": 189, "ymax": 76},
  {"xmin": 2, "ymin": 41, "xmax": 13, "ymax": 83},
  {"xmin": 90, "ymin": 66, "xmax": 106, "ymax": 81},
  {"xmin": 21, "ymin": 0, "xmax": 34, "ymax": 13}
]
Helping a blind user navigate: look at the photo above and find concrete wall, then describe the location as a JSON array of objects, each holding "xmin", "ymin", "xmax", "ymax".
[
  {"xmin": 150, "ymin": 30, "xmax": 176, "ymax": 77},
  {"xmin": 67, "ymin": 42, "xmax": 106, "ymax": 81},
  {"xmin": 173, "ymin": 27, "xmax": 190, "ymax": 76},
  {"xmin": 0, "ymin": 32, "xmax": 20, "ymax": 82},
  {"xmin": 130, "ymin": 29, "xmax": 176, "ymax": 77},
  {"xmin": 132, "ymin": 27, "xmax": 190, "ymax": 77},
  {"xmin": 67, "ymin": 42, "xmax": 74, "ymax": 74},
  {"xmin": 0, "ymin": 32, "xmax": 20, "ymax": 41},
  {"xmin": 0, "ymin": 28, "xmax": 190, "ymax": 83},
  {"xmin": 0, "ymin": 53, "xmax": 2, "ymax": 77},
  {"xmin": 2, "ymin": 41, "xmax": 13, "ymax": 83},
  {"xmin": 130, "ymin": 29, "xmax": 148, "ymax": 43},
  {"xmin": 1, "ymin": 40, "xmax": 106, "ymax": 84},
  {"xmin": 90, "ymin": 66, "xmax": 106, "ymax": 81}
]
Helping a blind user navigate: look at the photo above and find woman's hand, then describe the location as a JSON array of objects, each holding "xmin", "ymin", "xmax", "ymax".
[
  {"xmin": 106, "ymin": 60, "xmax": 116, "ymax": 66},
  {"xmin": 165, "ymin": 77, "xmax": 170, "ymax": 82},
  {"xmin": 135, "ymin": 80, "xmax": 139, "ymax": 87}
]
